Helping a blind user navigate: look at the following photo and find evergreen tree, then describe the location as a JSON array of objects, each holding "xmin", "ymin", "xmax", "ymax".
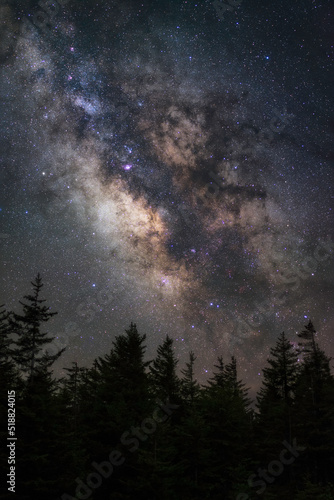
[
  {"xmin": 200, "ymin": 355, "xmax": 253, "ymax": 498},
  {"xmin": 206, "ymin": 355, "xmax": 250, "ymax": 406},
  {"xmin": 55, "ymin": 363, "xmax": 88, "ymax": 495},
  {"xmin": 223, "ymin": 356, "xmax": 250, "ymax": 405},
  {"xmin": 73, "ymin": 323, "xmax": 152, "ymax": 500},
  {"xmin": 180, "ymin": 351, "xmax": 200, "ymax": 404},
  {"xmin": 297, "ymin": 320, "xmax": 319, "ymax": 356},
  {"xmin": 294, "ymin": 321, "xmax": 334, "ymax": 485},
  {"xmin": 0, "ymin": 305, "xmax": 18, "ymax": 392},
  {"xmin": 118, "ymin": 335, "xmax": 181, "ymax": 499},
  {"xmin": 103, "ymin": 321, "xmax": 151, "ymax": 420},
  {"xmin": 163, "ymin": 352, "xmax": 211, "ymax": 498},
  {"xmin": 254, "ymin": 332, "xmax": 301, "ymax": 494},
  {"xmin": 10, "ymin": 274, "xmax": 64, "ymax": 384},
  {"xmin": 257, "ymin": 331, "xmax": 300, "ymax": 411},
  {"xmin": 7, "ymin": 276, "xmax": 66, "ymax": 499},
  {"xmin": 149, "ymin": 335, "xmax": 181, "ymax": 403},
  {"xmin": 16, "ymin": 366, "xmax": 68, "ymax": 499},
  {"xmin": 207, "ymin": 355, "xmax": 224, "ymax": 388},
  {"xmin": 0, "ymin": 305, "xmax": 20, "ymax": 500},
  {"xmin": 59, "ymin": 362, "xmax": 87, "ymax": 434},
  {"xmin": 296, "ymin": 320, "xmax": 332, "ymax": 407}
]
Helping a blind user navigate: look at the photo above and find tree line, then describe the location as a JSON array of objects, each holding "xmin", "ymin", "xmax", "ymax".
[{"xmin": 1, "ymin": 274, "xmax": 334, "ymax": 499}]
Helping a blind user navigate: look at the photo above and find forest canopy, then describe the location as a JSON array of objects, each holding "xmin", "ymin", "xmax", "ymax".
[{"xmin": 1, "ymin": 275, "xmax": 334, "ymax": 500}]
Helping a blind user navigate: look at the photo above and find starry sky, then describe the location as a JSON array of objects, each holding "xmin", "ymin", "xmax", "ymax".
[{"xmin": 0, "ymin": 0, "xmax": 333, "ymax": 391}]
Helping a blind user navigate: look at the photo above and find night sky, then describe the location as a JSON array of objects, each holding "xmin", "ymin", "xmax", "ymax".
[{"xmin": 1, "ymin": 0, "xmax": 333, "ymax": 391}]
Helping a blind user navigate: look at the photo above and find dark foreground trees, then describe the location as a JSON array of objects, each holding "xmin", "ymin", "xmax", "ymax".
[{"xmin": 0, "ymin": 278, "xmax": 333, "ymax": 500}]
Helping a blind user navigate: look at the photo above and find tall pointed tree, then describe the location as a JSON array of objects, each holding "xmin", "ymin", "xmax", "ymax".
[
  {"xmin": 83, "ymin": 322, "xmax": 151, "ymax": 448},
  {"xmin": 180, "ymin": 351, "xmax": 200, "ymax": 404},
  {"xmin": 296, "ymin": 320, "xmax": 332, "ymax": 405},
  {"xmin": 223, "ymin": 356, "xmax": 250, "ymax": 404},
  {"xmin": 207, "ymin": 355, "xmax": 225, "ymax": 388},
  {"xmin": 7, "ymin": 276, "xmax": 66, "ymax": 498},
  {"xmin": 0, "ymin": 305, "xmax": 17, "ymax": 391},
  {"xmin": 0, "ymin": 305, "xmax": 20, "ymax": 499},
  {"xmin": 55, "ymin": 363, "xmax": 87, "ymax": 495},
  {"xmin": 105, "ymin": 321, "xmax": 151, "ymax": 412},
  {"xmin": 297, "ymin": 320, "xmax": 318, "ymax": 356},
  {"xmin": 201, "ymin": 354, "xmax": 253, "ymax": 497},
  {"xmin": 60, "ymin": 362, "xmax": 87, "ymax": 433},
  {"xmin": 206, "ymin": 355, "xmax": 250, "ymax": 406},
  {"xmin": 294, "ymin": 321, "xmax": 334, "ymax": 484},
  {"xmin": 255, "ymin": 331, "xmax": 300, "ymax": 473},
  {"xmin": 257, "ymin": 331, "xmax": 300, "ymax": 410},
  {"xmin": 149, "ymin": 335, "xmax": 181, "ymax": 403},
  {"xmin": 74, "ymin": 323, "xmax": 152, "ymax": 500},
  {"xmin": 10, "ymin": 274, "xmax": 64, "ymax": 384},
  {"xmin": 170, "ymin": 351, "xmax": 209, "ymax": 497},
  {"xmin": 128, "ymin": 335, "xmax": 182, "ymax": 498}
]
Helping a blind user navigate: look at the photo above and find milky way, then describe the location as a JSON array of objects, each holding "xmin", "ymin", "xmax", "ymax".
[{"xmin": 1, "ymin": 0, "xmax": 333, "ymax": 390}]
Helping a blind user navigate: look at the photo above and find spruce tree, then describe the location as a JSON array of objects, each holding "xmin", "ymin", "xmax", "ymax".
[
  {"xmin": 257, "ymin": 331, "xmax": 300, "ymax": 410},
  {"xmin": 7, "ymin": 275, "xmax": 66, "ymax": 499},
  {"xmin": 296, "ymin": 320, "xmax": 332, "ymax": 407},
  {"xmin": 223, "ymin": 356, "xmax": 250, "ymax": 405},
  {"xmin": 14, "ymin": 364, "xmax": 68, "ymax": 499},
  {"xmin": 201, "ymin": 355, "xmax": 253, "ymax": 498},
  {"xmin": 75, "ymin": 323, "xmax": 152, "ymax": 500},
  {"xmin": 180, "ymin": 351, "xmax": 200, "ymax": 404},
  {"xmin": 207, "ymin": 355, "xmax": 224, "ymax": 388},
  {"xmin": 255, "ymin": 331, "xmax": 300, "ymax": 489},
  {"xmin": 60, "ymin": 362, "xmax": 87, "ymax": 433},
  {"xmin": 168, "ymin": 352, "xmax": 210, "ymax": 498},
  {"xmin": 294, "ymin": 321, "xmax": 334, "ymax": 485},
  {"xmin": 105, "ymin": 321, "xmax": 151, "ymax": 417},
  {"xmin": 55, "ymin": 363, "xmax": 88, "ymax": 495},
  {"xmin": 123, "ymin": 335, "xmax": 183, "ymax": 499},
  {"xmin": 0, "ymin": 305, "xmax": 18, "ymax": 392},
  {"xmin": 10, "ymin": 274, "xmax": 64, "ymax": 384},
  {"xmin": 0, "ymin": 305, "xmax": 20, "ymax": 500},
  {"xmin": 149, "ymin": 335, "xmax": 181, "ymax": 403}
]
